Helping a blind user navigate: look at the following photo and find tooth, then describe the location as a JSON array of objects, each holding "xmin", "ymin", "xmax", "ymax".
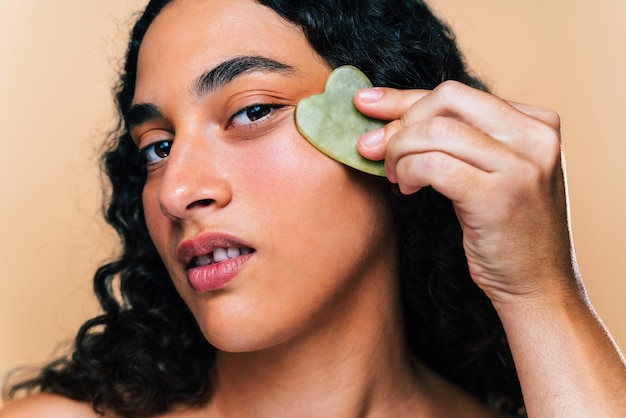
[
  {"xmin": 227, "ymin": 247, "xmax": 240, "ymax": 258},
  {"xmin": 212, "ymin": 247, "xmax": 228, "ymax": 263},
  {"xmin": 240, "ymin": 248, "xmax": 252, "ymax": 255},
  {"xmin": 196, "ymin": 254, "xmax": 212, "ymax": 266}
]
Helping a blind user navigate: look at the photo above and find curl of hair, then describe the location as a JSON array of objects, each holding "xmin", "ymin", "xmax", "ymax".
[{"xmin": 6, "ymin": 1, "xmax": 524, "ymax": 417}]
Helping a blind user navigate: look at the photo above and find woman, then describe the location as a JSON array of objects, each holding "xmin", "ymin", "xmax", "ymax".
[{"xmin": 2, "ymin": 0, "xmax": 625, "ymax": 417}]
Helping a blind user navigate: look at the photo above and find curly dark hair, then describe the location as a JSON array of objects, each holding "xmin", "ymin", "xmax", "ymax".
[{"xmin": 5, "ymin": 0, "xmax": 525, "ymax": 417}]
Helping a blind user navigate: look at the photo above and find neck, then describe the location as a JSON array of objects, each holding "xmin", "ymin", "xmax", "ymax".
[{"xmin": 206, "ymin": 261, "xmax": 427, "ymax": 417}]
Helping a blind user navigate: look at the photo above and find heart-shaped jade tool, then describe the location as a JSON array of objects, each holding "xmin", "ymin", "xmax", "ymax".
[{"xmin": 295, "ymin": 66, "xmax": 386, "ymax": 176}]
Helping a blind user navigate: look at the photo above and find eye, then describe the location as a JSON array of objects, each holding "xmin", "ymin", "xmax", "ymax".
[
  {"xmin": 229, "ymin": 104, "xmax": 284, "ymax": 128},
  {"xmin": 140, "ymin": 140, "xmax": 172, "ymax": 164}
]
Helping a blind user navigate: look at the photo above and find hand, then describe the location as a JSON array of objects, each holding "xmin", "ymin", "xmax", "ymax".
[{"xmin": 355, "ymin": 81, "xmax": 580, "ymax": 307}]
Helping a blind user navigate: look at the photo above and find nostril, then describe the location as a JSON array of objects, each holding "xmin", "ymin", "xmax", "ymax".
[{"xmin": 187, "ymin": 198, "xmax": 215, "ymax": 210}]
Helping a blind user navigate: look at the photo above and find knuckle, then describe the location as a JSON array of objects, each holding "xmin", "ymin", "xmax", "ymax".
[
  {"xmin": 420, "ymin": 152, "xmax": 448, "ymax": 177},
  {"xmin": 530, "ymin": 120, "xmax": 562, "ymax": 165},
  {"xmin": 536, "ymin": 106, "xmax": 562, "ymax": 129},
  {"xmin": 424, "ymin": 116, "xmax": 458, "ymax": 140},
  {"xmin": 433, "ymin": 80, "xmax": 466, "ymax": 104},
  {"xmin": 396, "ymin": 155, "xmax": 417, "ymax": 180}
]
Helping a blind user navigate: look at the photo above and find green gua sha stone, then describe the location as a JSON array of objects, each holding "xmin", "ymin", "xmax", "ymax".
[{"xmin": 295, "ymin": 65, "xmax": 386, "ymax": 176}]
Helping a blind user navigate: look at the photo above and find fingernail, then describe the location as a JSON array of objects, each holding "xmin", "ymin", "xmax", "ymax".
[
  {"xmin": 357, "ymin": 88, "xmax": 383, "ymax": 103},
  {"xmin": 359, "ymin": 127, "xmax": 384, "ymax": 148}
]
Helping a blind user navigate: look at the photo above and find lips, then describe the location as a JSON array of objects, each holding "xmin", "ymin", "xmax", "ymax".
[{"xmin": 177, "ymin": 234, "xmax": 255, "ymax": 292}]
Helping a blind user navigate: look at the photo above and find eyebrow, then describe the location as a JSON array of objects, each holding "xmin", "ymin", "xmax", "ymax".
[
  {"xmin": 125, "ymin": 55, "xmax": 296, "ymax": 132},
  {"xmin": 125, "ymin": 102, "xmax": 163, "ymax": 133},
  {"xmin": 193, "ymin": 55, "xmax": 295, "ymax": 97}
]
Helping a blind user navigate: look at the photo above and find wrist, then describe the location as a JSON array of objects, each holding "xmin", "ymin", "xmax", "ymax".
[{"xmin": 488, "ymin": 267, "xmax": 586, "ymax": 318}]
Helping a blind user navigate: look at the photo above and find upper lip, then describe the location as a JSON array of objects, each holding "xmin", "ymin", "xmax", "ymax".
[{"xmin": 176, "ymin": 232, "xmax": 254, "ymax": 268}]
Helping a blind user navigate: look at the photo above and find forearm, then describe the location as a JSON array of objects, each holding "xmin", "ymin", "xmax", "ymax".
[{"xmin": 495, "ymin": 284, "xmax": 626, "ymax": 417}]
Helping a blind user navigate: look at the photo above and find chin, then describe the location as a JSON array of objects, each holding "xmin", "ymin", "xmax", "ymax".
[
  {"xmin": 189, "ymin": 303, "xmax": 297, "ymax": 354},
  {"xmin": 203, "ymin": 325, "xmax": 295, "ymax": 354}
]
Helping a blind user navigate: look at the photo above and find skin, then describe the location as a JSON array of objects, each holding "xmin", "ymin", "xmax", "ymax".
[{"xmin": 2, "ymin": 0, "xmax": 625, "ymax": 417}]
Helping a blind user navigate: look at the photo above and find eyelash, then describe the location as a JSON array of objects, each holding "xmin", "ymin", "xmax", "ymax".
[
  {"xmin": 138, "ymin": 103, "xmax": 285, "ymax": 165},
  {"xmin": 228, "ymin": 103, "xmax": 285, "ymax": 129}
]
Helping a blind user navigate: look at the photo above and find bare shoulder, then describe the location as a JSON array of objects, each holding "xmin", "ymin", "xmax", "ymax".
[{"xmin": 0, "ymin": 393, "xmax": 100, "ymax": 418}]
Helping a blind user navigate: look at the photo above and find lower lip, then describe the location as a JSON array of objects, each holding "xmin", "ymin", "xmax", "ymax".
[{"xmin": 187, "ymin": 253, "xmax": 254, "ymax": 292}]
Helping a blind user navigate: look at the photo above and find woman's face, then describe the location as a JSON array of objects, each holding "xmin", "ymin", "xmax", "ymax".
[{"xmin": 131, "ymin": 0, "xmax": 397, "ymax": 352}]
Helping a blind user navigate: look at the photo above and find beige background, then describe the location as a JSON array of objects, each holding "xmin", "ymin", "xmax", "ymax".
[{"xmin": 1, "ymin": 0, "xmax": 625, "ymax": 398}]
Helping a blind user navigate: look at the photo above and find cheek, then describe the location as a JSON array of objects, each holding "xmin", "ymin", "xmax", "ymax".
[
  {"xmin": 237, "ymin": 123, "xmax": 391, "ymax": 252},
  {"xmin": 236, "ymin": 122, "xmax": 345, "ymax": 199}
]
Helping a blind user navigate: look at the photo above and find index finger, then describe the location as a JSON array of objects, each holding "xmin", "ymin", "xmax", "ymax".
[{"xmin": 354, "ymin": 87, "xmax": 431, "ymax": 121}]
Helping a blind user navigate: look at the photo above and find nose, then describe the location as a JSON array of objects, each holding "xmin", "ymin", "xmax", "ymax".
[{"xmin": 157, "ymin": 132, "xmax": 232, "ymax": 222}]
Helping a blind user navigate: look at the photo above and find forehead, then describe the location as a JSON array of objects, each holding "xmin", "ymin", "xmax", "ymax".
[
  {"xmin": 145, "ymin": 0, "xmax": 295, "ymax": 46},
  {"xmin": 134, "ymin": 0, "xmax": 323, "ymax": 99}
]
